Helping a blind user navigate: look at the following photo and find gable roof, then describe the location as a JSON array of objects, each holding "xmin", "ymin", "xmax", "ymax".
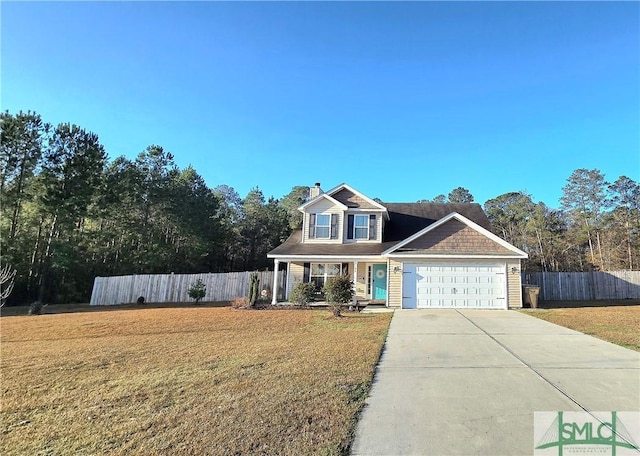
[
  {"xmin": 383, "ymin": 212, "xmax": 527, "ymax": 258},
  {"xmin": 324, "ymin": 183, "xmax": 388, "ymax": 211},
  {"xmin": 298, "ymin": 192, "xmax": 348, "ymax": 212}
]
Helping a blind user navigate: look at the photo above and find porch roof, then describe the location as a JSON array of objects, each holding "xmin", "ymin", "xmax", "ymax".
[{"xmin": 269, "ymin": 230, "xmax": 392, "ymax": 256}]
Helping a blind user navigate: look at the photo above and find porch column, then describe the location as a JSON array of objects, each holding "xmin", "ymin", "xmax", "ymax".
[
  {"xmin": 285, "ymin": 262, "xmax": 290, "ymax": 302},
  {"xmin": 271, "ymin": 260, "xmax": 280, "ymax": 304},
  {"xmin": 352, "ymin": 261, "xmax": 358, "ymax": 305}
]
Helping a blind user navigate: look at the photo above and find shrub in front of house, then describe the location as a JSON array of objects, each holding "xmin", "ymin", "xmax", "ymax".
[
  {"xmin": 323, "ymin": 275, "xmax": 354, "ymax": 317},
  {"xmin": 289, "ymin": 282, "xmax": 316, "ymax": 307}
]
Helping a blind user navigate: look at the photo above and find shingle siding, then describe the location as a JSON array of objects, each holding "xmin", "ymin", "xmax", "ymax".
[
  {"xmin": 332, "ymin": 188, "xmax": 378, "ymax": 209},
  {"xmin": 402, "ymin": 219, "xmax": 514, "ymax": 255}
]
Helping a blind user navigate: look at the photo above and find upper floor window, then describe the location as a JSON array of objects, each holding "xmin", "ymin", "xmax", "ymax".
[
  {"xmin": 315, "ymin": 214, "xmax": 330, "ymax": 239},
  {"xmin": 354, "ymin": 215, "xmax": 369, "ymax": 239},
  {"xmin": 309, "ymin": 213, "xmax": 339, "ymax": 239},
  {"xmin": 347, "ymin": 214, "xmax": 377, "ymax": 240}
]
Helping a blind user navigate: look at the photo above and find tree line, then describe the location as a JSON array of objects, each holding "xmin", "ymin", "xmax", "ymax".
[
  {"xmin": 423, "ymin": 176, "xmax": 639, "ymax": 273},
  {"xmin": 1, "ymin": 110, "xmax": 638, "ymax": 304},
  {"xmin": 1, "ymin": 111, "xmax": 307, "ymax": 305}
]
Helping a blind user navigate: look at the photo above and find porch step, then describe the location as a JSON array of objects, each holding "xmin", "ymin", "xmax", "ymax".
[
  {"xmin": 357, "ymin": 300, "xmax": 386, "ymax": 306},
  {"xmin": 360, "ymin": 305, "xmax": 394, "ymax": 313}
]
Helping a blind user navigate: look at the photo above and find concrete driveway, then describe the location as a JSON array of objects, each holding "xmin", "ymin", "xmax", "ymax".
[{"xmin": 351, "ymin": 309, "xmax": 640, "ymax": 455}]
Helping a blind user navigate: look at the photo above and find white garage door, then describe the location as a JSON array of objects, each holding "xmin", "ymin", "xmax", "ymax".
[{"xmin": 402, "ymin": 262, "xmax": 506, "ymax": 309}]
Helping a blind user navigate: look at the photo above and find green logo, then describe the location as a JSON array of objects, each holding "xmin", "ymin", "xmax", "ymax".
[{"xmin": 534, "ymin": 411, "xmax": 640, "ymax": 455}]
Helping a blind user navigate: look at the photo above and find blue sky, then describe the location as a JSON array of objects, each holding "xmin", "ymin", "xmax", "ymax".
[{"xmin": 2, "ymin": 1, "xmax": 638, "ymax": 207}]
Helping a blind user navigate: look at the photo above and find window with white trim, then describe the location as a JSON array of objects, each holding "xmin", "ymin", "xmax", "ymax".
[
  {"xmin": 354, "ymin": 215, "xmax": 369, "ymax": 239},
  {"xmin": 310, "ymin": 263, "xmax": 343, "ymax": 290},
  {"xmin": 347, "ymin": 214, "xmax": 376, "ymax": 240},
  {"xmin": 315, "ymin": 214, "xmax": 330, "ymax": 239}
]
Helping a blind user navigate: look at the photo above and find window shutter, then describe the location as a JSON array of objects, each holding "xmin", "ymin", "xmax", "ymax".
[
  {"xmin": 342, "ymin": 263, "xmax": 350, "ymax": 278},
  {"xmin": 369, "ymin": 214, "xmax": 377, "ymax": 240},
  {"xmin": 330, "ymin": 214, "xmax": 338, "ymax": 239},
  {"xmin": 308, "ymin": 214, "xmax": 316, "ymax": 239},
  {"xmin": 347, "ymin": 214, "xmax": 354, "ymax": 240},
  {"xmin": 303, "ymin": 263, "xmax": 310, "ymax": 283}
]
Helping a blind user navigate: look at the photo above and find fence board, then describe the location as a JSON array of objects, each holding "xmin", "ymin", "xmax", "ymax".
[
  {"xmin": 90, "ymin": 271, "xmax": 285, "ymax": 306},
  {"xmin": 521, "ymin": 271, "xmax": 640, "ymax": 300}
]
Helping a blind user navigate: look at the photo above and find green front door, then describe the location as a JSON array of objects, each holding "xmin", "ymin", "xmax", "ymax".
[{"xmin": 372, "ymin": 264, "xmax": 387, "ymax": 300}]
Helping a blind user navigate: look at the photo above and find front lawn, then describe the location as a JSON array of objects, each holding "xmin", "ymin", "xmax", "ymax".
[
  {"xmin": 522, "ymin": 305, "xmax": 640, "ymax": 351},
  {"xmin": 1, "ymin": 307, "xmax": 392, "ymax": 455}
]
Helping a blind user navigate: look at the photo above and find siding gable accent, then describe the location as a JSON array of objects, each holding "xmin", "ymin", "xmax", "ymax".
[
  {"xmin": 383, "ymin": 212, "xmax": 527, "ymax": 258},
  {"xmin": 332, "ymin": 188, "xmax": 379, "ymax": 209},
  {"xmin": 400, "ymin": 219, "xmax": 514, "ymax": 255},
  {"xmin": 321, "ymin": 183, "xmax": 389, "ymax": 218}
]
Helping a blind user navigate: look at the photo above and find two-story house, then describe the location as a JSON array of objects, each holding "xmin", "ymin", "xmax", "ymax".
[{"xmin": 267, "ymin": 183, "xmax": 527, "ymax": 309}]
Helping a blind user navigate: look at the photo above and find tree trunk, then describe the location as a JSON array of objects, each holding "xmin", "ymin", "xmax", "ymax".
[
  {"xmin": 39, "ymin": 214, "xmax": 58, "ymax": 302},
  {"xmin": 586, "ymin": 227, "xmax": 595, "ymax": 267},
  {"xmin": 8, "ymin": 150, "xmax": 31, "ymax": 240},
  {"xmin": 595, "ymin": 231, "xmax": 604, "ymax": 270},
  {"xmin": 536, "ymin": 229, "xmax": 547, "ymax": 272},
  {"xmin": 627, "ymin": 220, "xmax": 633, "ymax": 270},
  {"xmin": 27, "ymin": 216, "xmax": 45, "ymax": 292}
]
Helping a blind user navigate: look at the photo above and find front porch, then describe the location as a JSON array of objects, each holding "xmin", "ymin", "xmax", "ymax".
[{"xmin": 270, "ymin": 259, "xmax": 389, "ymax": 307}]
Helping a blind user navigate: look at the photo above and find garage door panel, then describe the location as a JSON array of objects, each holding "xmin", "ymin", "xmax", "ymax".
[{"xmin": 402, "ymin": 261, "xmax": 506, "ymax": 309}]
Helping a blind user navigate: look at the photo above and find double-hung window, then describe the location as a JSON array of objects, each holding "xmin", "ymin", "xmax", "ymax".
[
  {"xmin": 315, "ymin": 214, "xmax": 330, "ymax": 239},
  {"xmin": 354, "ymin": 215, "xmax": 369, "ymax": 239},
  {"xmin": 347, "ymin": 214, "xmax": 377, "ymax": 240},
  {"xmin": 309, "ymin": 213, "xmax": 338, "ymax": 239}
]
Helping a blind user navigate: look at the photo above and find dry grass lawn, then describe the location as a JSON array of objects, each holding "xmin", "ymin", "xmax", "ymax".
[
  {"xmin": 522, "ymin": 305, "xmax": 640, "ymax": 351},
  {"xmin": 1, "ymin": 307, "xmax": 392, "ymax": 455}
]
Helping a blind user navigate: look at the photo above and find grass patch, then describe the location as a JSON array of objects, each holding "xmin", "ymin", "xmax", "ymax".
[
  {"xmin": 522, "ymin": 305, "xmax": 640, "ymax": 351},
  {"xmin": 1, "ymin": 307, "xmax": 391, "ymax": 455}
]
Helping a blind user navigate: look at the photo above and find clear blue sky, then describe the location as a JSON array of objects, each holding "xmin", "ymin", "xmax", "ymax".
[{"xmin": 2, "ymin": 1, "xmax": 638, "ymax": 208}]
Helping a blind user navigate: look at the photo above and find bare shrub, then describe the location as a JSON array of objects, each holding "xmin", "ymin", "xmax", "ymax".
[{"xmin": 231, "ymin": 297, "xmax": 250, "ymax": 309}]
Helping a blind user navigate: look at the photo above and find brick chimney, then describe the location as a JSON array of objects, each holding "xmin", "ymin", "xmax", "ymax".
[{"xmin": 309, "ymin": 182, "xmax": 322, "ymax": 199}]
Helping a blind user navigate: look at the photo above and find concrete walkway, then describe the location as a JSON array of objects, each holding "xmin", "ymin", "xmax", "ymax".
[{"xmin": 351, "ymin": 309, "xmax": 640, "ymax": 455}]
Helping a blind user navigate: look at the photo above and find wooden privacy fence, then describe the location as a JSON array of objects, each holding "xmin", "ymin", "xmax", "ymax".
[
  {"xmin": 90, "ymin": 271, "xmax": 284, "ymax": 306},
  {"xmin": 521, "ymin": 271, "xmax": 640, "ymax": 301}
]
